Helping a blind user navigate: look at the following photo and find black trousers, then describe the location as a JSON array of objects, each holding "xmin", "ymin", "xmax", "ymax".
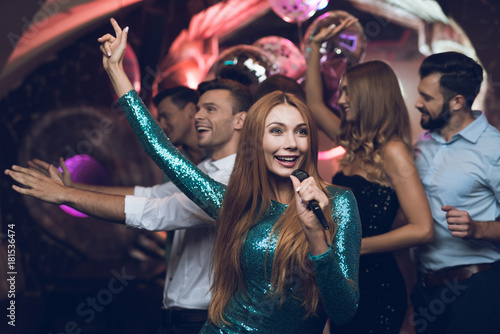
[
  {"xmin": 159, "ymin": 308, "xmax": 208, "ymax": 334},
  {"xmin": 410, "ymin": 265, "xmax": 500, "ymax": 334}
]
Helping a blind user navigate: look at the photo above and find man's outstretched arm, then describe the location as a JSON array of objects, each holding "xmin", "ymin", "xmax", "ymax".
[
  {"xmin": 6, "ymin": 164, "xmax": 125, "ymax": 222},
  {"xmin": 28, "ymin": 158, "xmax": 134, "ymax": 196}
]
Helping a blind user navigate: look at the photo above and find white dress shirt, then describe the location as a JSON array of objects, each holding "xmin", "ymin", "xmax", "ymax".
[{"xmin": 124, "ymin": 154, "xmax": 236, "ymax": 309}]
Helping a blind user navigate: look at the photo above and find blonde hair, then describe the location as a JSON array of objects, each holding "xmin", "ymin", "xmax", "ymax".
[
  {"xmin": 209, "ymin": 91, "xmax": 336, "ymax": 326},
  {"xmin": 337, "ymin": 60, "xmax": 412, "ymax": 181}
]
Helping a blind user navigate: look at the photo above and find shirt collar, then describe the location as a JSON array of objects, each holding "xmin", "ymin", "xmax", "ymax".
[
  {"xmin": 201, "ymin": 153, "xmax": 236, "ymax": 172},
  {"xmin": 430, "ymin": 110, "xmax": 487, "ymax": 144},
  {"xmin": 456, "ymin": 111, "xmax": 487, "ymax": 144},
  {"xmin": 212, "ymin": 153, "xmax": 236, "ymax": 171}
]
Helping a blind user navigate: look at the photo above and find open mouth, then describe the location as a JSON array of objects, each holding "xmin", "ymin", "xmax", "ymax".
[
  {"xmin": 196, "ymin": 126, "xmax": 211, "ymax": 134},
  {"xmin": 340, "ymin": 105, "xmax": 351, "ymax": 115},
  {"xmin": 274, "ymin": 156, "xmax": 298, "ymax": 167}
]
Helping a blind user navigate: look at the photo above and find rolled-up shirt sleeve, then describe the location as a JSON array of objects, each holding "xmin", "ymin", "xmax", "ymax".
[
  {"xmin": 123, "ymin": 154, "xmax": 234, "ymax": 233},
  {"xmin": 135, "ymin": 181, "xmax": 179, "ymax": 199},
  {"xmin": 125, "ymin": 191, "xmax": 213, "ymax": 231}
]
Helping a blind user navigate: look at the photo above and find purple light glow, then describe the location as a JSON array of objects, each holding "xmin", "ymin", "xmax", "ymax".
[{"xmin": 59, "ymin": 155, "xmax": 110, "ymax": 218}]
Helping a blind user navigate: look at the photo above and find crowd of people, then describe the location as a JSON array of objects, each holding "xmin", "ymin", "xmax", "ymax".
[{"xmin": 5, "ymin": 16, "xmax": 500, "ymax": 334}]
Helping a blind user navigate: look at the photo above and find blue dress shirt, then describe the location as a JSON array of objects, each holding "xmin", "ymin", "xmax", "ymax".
[{"xmin": 413, "ymin": 111, "xmax": 500, "ymax": 272}]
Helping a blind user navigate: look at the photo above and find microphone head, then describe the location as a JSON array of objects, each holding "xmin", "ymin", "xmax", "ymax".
[{"xmin": 291, "ymin": 169, "xmax": 309, "ymax": 182}]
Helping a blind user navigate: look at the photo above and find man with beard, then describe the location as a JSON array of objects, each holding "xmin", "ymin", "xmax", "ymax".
[{"xmin": 411, "ymin": 51, "xmax": 500, "ymax": 334}]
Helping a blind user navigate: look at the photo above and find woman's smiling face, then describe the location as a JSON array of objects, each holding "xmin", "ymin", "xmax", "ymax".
[{"xmin": 262, "ymin": 104, "xmax": 309, "ymax": 179}]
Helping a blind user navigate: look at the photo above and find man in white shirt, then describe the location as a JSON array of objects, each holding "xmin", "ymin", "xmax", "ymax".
[{"xmin": 6, "ymin": 78, "xmax": 253, "ymax": 334}]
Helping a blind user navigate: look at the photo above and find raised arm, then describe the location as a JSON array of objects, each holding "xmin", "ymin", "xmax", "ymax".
[
  {"xmin": 100, "ymin": 19, "xmax": 224, "ymax": 218},
  {"xmin": 305, "ymin": 18, "xmax": 357, "ymax": 141},
  {"xmin": 98, "ymin": 18, "xmax": 133, "ymax": 98},
  {"xmin": 361, "ymin": 141, "xmax": 434, "ymax": 255}
]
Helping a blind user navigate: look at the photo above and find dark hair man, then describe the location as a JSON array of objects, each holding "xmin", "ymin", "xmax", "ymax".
[{"xmin": 411, "ymin": 51, "xmax": 500, "ymax": 334}]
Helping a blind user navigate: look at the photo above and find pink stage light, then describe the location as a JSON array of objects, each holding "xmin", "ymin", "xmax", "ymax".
[
  {"xmin": 318, "ymin": 146, "xmax": 346, "ymax": 160},
  {"xmin": 58, "ymin": 155, "xmax": 110, "ymax": 218}
]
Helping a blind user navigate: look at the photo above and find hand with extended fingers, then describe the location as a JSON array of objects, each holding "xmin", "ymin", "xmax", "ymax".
[
  {"xmin": 28, "ymin": 157, "xmax": 73, "ymax": 187},
  {"xmin": 5, "ymin": 164, "xmax": 68, "ymax": 205},
  {"xmin": 310, "ymin": 16, "xmax": 358, "ymax": 46},
  {"xmin": 97, "ymin": 18, "xmax": 129, "ymax": 73},
  {"xmin": 98, "ymin": 18, "xmax": 134, "ymax": 97}
]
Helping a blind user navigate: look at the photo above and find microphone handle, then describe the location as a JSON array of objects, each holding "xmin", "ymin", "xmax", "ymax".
[
  {"xmin": 291, "ymin": 169, "xmax": 329, "ymax": 230},
  {"xmin": 308, "ymin": 200, "xmax": 329, "ymax": 230}
]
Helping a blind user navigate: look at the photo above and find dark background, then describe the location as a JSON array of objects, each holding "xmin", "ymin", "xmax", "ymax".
[{"xmin": 1, "ymin": 0, "xmax": 498, "ymax": 333}]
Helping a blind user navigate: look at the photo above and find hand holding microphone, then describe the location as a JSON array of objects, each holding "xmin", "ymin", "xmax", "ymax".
[{"xmin": 291, "ymin": 169, "xmax": 329, "ymax": 230}]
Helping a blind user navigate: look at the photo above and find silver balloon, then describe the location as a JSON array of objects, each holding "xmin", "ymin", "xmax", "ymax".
[
  {"xmin": 214, "ymin": 45, "xmax": 277, "ymax": 87},
  {"xmin": 268, "ymin": 0, "xmax": 323, "ymax": 23},
  {"xmin": 302, "ymin": 11, "xmax": 366, "ymax": 113},
  {"xmin": 253, "ymin": 36, "xmax": 307, "ymax": 80},
  {"xmin": 303, "ymin": 10, "xmax": 366, "ymax": 65}
]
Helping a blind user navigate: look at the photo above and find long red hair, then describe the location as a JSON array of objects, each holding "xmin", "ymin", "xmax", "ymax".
[{"xmin": 209, "ymin": 91, "xmax": 336, "ymax": 326}]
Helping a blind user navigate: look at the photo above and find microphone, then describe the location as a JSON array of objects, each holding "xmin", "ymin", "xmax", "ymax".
[{"xmin": 291, "ymin": 169, "xmax": 329, "ymax": 230}]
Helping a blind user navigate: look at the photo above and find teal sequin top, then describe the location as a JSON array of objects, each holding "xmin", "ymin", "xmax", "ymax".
[{"xmin": 118, "ymin": 90, "xmax": 361, "ymax": 333}]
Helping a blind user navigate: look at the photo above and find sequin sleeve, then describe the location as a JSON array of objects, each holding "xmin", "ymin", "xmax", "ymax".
[
  {"xmin": 309, "ymin": 186, "xmax": 361, "ymax": 325},
  {"xmin": 118, "ymin": 90, "xmax": 224, "ymax": 219}
]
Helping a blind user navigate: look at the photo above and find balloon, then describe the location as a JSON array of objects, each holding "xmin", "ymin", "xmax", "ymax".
[
  {"xmin": 321, "ymin": 57, "xmax": 349, "ymax": 114},
  {"xmin": 302, "ymin": 11, "xmax": 366, "ymax": 113},
  {"xmin": 268, "ymin": 0, "xmax": 324, "ymax": 23},
  {"xmin": 253, "ymin": 36, "xmax": 307, "ymax": 80},
  {"xmin": 302, "ymin": 10, "xmax": 366, "ymax": 65},
  {"xmin": 58, "ymin": 155, "xmax": 110, "ymax": 218},
  {"xmin": 214, "ymin": 44, "xmax": 277, "ymax": 87}
]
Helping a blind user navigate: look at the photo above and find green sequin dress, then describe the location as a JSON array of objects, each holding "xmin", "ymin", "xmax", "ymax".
[{"xmin": 118, "ymin": 90, "xmax": 361, "ymax": 333}]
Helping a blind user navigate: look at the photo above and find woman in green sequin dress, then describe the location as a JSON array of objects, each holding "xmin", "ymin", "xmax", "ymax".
[{"xmin": 99, "ymin": 19, "xmax": 362, "ymax": 333}]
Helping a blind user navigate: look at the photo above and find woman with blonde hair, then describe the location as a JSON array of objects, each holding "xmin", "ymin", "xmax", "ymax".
[
  {"xmin": 100, "ymin": 19, "xmax": 361, "ymax": 333},
  {"xmin": 306, "ymin": 21, "xmax": 434, "ymax": 333}
]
